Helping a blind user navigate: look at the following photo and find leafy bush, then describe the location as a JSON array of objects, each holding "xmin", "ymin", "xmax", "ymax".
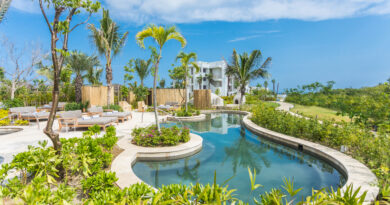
[
  {"xmin": 14, "ymin": 119, "xmax": 29, "ymax": 126},
  {"xmin": 81, "ymin": 171, "xmax": 118, "ymax": 195},
  {"xmin": 251, "ymin": 102, "xmax": 390, "ymax": 194},
  {"xmin": 175, "ymin": 108, "xmax": 200, "ymax": 117},
  {"xmin": 65, "ymin": 102, "xmax": 81, "ymax": 111},
  {"xmin": 103, "ymin": 104, "xmax": 123, "ymax": 112},
  {"xmin": 221, "ymin": 96, "xmax": 234, "ymax": 104},
  {"xmin": 0, "ymin": 109, "xmax": 10, "ymax": 126},
  {"xmin": 2, "ymin": 98, "xmax": 24, "ymax": 109},
  {"xmin": 132, "ymin": 125, "xmax": 190, "ymax": 147}
]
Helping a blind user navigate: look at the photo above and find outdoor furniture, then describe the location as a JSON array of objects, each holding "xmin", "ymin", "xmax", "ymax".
[
  {"xmin": 39, "ymin": 102, "xmax": 67, "ymax": 111},
  {"xmin": 87, "ymin": 107, "xmax": 132, "ymax": 123},
  {"xmin": 9, "ymin": 106, "xmax": 50, "ymax": 129},
  {"xmin": 158, "ymin": 102, "xmax": 181, "ymax": 111},
  {"xmin": 57, "ymin": 110, "xmax": 118, "ymax": 132}
]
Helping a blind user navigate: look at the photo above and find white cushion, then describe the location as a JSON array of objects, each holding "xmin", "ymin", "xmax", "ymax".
[
  {"xmin": 82, "ymin": 116, "xmax": 91, "ymax": 120},
  {"xmin": 92, "ymin": 115, "xmax": 100, "ymax": 118}
]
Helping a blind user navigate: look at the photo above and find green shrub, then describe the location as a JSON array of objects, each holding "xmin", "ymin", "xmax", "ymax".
[
  {"xmin": 250, "ymin": 102, "xmax": 390, "ymax": 191},
  {"xmin": 2, "ymin": 98, "xmax": 24, "ymax": 109},
  {"xmin": 103, "ymin": 104, "xmax": 123, "ymax": 112},
  {"xmin": 65, "ymin": 102, "xmax": 81, "ymax": 111},
  {"xmin": 14, "ymin": 119, "xmax": 29, "ymax": 126},
  {"xmin": 81, "ymin": 171, "xmax": 118, "ymax": 195},
  {"xmin": 0, "ymin": 109, "xmax": 10, "ymax": 126},
  {"xmin": 131, "ymin": 125, "xmax": 190, "ymax": 147}
]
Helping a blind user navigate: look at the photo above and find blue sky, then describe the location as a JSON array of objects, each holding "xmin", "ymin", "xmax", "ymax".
[{"xmin": 1, "ymin": 0, "xmax": 390, "ymax": 91}]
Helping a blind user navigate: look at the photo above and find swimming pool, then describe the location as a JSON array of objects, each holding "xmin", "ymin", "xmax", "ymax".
[{"xmin": 133, "ymin": 113, "xmax": 345, "ymax": 202}]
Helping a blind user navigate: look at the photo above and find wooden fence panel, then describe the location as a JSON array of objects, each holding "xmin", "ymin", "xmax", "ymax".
[
  {"xmin": 194, "ymin": 89, "xmax": 211, "ymax": 109},
  {"xmin": 82, "ymin": 86, "xmax": 114, "ymax": 107},
  {"xmin": 149, "ymin": 89, "xmax": 186, "ymax": 106}
]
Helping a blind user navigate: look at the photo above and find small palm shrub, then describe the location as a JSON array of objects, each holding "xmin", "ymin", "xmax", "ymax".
[
  {"xmin": 0, "ymin": 109, "xmax": 10, "ymax": 126},
  {"xmin": 103, "ymin": 104, "xmax": 123, "ymax": 112},
  {"xmin": 131, "ymin": 125, "xmax": 190, "ymax": 147}
]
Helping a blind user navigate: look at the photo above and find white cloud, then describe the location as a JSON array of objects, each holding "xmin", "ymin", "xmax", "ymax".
[
  {"xmin": 11, "ymin": 0, "xmax": 390, "ymax": 24},
  {"xmin": 10, "ymin": 0, "xmax": 40, "ymax": 13},
  {"xmin": 101, "ymin": 0, "xmax": 390, "ymax": 24}
]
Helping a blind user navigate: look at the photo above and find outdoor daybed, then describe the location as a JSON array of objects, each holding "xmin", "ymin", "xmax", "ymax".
[
  {"xmin": 87, "ymin": 107, "xmax": 132, "ymax": 123},
  {"xmin": 9, "ymin": 106, "xmax": 50, "ymax": 121},
  {"xmin": 57, "ymin": 110, "xmax": 118, "ymax": 131},
  {"xmin": 39, "ymin": 102, "xmax": 67, "ymax": 111}
]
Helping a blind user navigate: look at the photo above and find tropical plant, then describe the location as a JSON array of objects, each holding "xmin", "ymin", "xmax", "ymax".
[
  {"xmin": 197, "ymin": 75, "xmax": 203, "ymax": 89},
  {"xmin": 131, "ymin": 125, "xmax": 190, "ymax": 147},
  {"xmin": 205, "ymin": 72, "xmax": 214, "ymax": 89},
  {"xmin": 88, "ymin": 8, "xmax": 128, "ymax": 105},
  {"xmin": 176, "ymin": 51, "xmax": 199, "ymax": 112},
  {"xmin": 85, "ymin": 67, "xmax": 103, "ymax": 85},
  {"xmin": 226, "ymin": 49, "xmax": 272, "ymax": 108},
  {"xmin": 136, "ymin": 25, "xmax": 186, "ymax": 132},
  {"xmin": 37, "ymin": 0, "xmax": 100, "ymax": 153},
  {"xmin": 66, "ymin": 51, "xmax": 100, "ymax": 102},
  {"xmin": 159, "ymin": 78, "xmax": 165, "ymax": 88},
  {"xmin": 0, "ymin": 0, "xmax": 11, "ymax": 24}
]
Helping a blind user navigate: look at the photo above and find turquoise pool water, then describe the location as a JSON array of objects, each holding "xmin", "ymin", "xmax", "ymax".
[{"xmin": 133, "ymin": 113, "xmax": 345, "ymax": 202}]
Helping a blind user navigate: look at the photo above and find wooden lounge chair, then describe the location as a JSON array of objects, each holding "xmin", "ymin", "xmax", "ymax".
[
  {"xmin": 57, "ymin": 110, "xmax": 118, "ymax": 131},
  {"xmin": 9, "ymin": 106, "xmax": 50, "ymax": 129},
  {"xmin": 87, "ymin": 107, "xmax": 132, "ymax": 123}
]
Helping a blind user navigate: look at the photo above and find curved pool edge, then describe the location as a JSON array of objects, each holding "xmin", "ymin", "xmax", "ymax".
[
  {"xmin": 111, "ymin": 132, "xmax": 203, "ymax": 189},
  {"xmin": 242, "ymin": 113, "xmax": 379, "ymax": 203},
  {"xmin": 167, "ymin": 114, "xmax": 207, "ymax": 122}
]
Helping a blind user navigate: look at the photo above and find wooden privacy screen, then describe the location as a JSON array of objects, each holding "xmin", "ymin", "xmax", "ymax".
[
  {"xmin": 82, "ymin": 86, "xmax": 114, "ymax": 107},
  {"xmin": 128, "ymin": 89, "xmax": 186, "ymax": 106},
  {"xmin": 194, "ymin": 89, "xmax": 211, "ymax": 109}
]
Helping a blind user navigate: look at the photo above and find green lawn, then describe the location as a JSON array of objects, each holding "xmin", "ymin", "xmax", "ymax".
[
  {"xmin": 290, "ymin": 104, "xmax": 350, "ymax": 122},
  {"xmin": 264, "ymin": 101, "xmax": 280, "ymax": 108}
]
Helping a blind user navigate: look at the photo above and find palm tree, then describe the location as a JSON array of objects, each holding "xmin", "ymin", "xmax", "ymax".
[
  {"xmin": 136, "ymin": 25, "xmax": 186, "ymax": 132},
  {"xmin": 66, "ymin": 51, "xmax": 100, "ymax": 102},
  {"xmin": 196, "ymin": 75, "xmax": 203, "ymax": 89},
  {"xmin": 226, "ymin": 49, "xmax": 271, "ymax": 108},
  {"xmin": 88, "ymin": 8, "xmax": 128, "ymax": 105},
  {"xmin": 176, "ymin": 51, "xmax": 199, "ymax": 112},
  {"xmin": 0, "ymin": 0, "xmax": 11, "ymax": 24},
  {"xmin": 159, "ymin": 79, "xmax": 165, "ymax": 88},
  {"xmin": 133, "ymin": 58, "xmax": 152, "ymax": 87},
  {"xmin": 205, "ymin": 72, "xmax": 214, "ymax": 89},
  {"xmin": 85, "ymin": 67, "xmax": 103, "ymax": 85},
  {"xmin": 272, "ymin": 79, "xmax": 276, "ymax": 94}
]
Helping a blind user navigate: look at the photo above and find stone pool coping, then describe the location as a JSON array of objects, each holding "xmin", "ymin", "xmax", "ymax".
[
  {"xmin": 111, "ymin": 132, "xmax": 203, "ymax": 189},
  {"xmin": 167, "ymin": 114, "xmax": 207, "ymax": 122},
  {"xmin": 111, "ymin": 110, "xmax": 379, "ymax": 203},
  {"xmin": 242, "ymin": 113, "xmax": 379, "ymax": 203}
]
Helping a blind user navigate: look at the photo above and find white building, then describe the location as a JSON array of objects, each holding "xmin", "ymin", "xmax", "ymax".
[{"xmin": 188, "ymin": 60, "xmax": 239, "ymax": 96}]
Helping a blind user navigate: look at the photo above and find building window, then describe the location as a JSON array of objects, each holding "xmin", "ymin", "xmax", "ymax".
[
  {"xmin": 203, "ymin": 68, "xmax": 206, "ymax": 73},
  {"xmin": 203, "ymin": 85, "xmax": 207, "ymax": 89},
  {"xmin": 203, "ymin": 77, "xmax": 206, "ymax": 81}
]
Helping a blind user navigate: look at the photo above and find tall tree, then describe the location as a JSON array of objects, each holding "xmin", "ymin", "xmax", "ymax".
[
  {"xmin": 206, "ymin": 72, "xmax": 214, "ymax": 89},
  {"xmin": 175, "ymin": 51, "xmax": 199, "ymax": 112},
  {"xmin": 38, "ymin": 0, "xmax": 100, "ymax": 152},
  {"xmin": 136, "ymin": 25, "xmax": 186, "ymax": 132},
  {"xmin": 196, "ymin": 75, "xmax": 202, "ymax": 89},
  {"xmin": 264, "ymin": 80, "xmax": 268, "ymax": 91},
  {"xmin": 226, "ymin": 49, "xmax": 271, "ymax": 108},
  {"xmin": 272, "ymin": 79, "xmax": 276, "ymax": 94},
  {"xmin": 85, "ymin": 67, "xmax": 103, "ymax": 85},
  {"xmin": 88, "ymin": 8, "xmax": 128, "ymax": 105},
  {"xmin": 131, "ymin": 58, "xmax": 152, "ymax": 87},
  {"xmin": 0, "ymin": 0, "xmax": 11, "ymax": 23},
  {"xmin": 159, "ymin": 79, "xmax": 165, "ymax": 88},
  {"xmin": 1, "ymin": 37, "xmax": 44, "ymax": 100},
  {"xmin": 66, "ymin": 51, "xmax": 100, "ymax": 102}
]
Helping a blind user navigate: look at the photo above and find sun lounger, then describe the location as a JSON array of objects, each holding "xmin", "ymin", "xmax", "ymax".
[
  {"xmin": 9, "ymin": 106, "xmax": 50, "ymax": 128},
  {"xmin": 39, "ymin": 102, "xmax": 67, "ymax": 111},
  {"xmin": 88, "ymin": 107, "xmax": 132, "ymax": 123},
  {"xmin": 57, "ymin": 110, "xmax": 118, "ymax": 131}
]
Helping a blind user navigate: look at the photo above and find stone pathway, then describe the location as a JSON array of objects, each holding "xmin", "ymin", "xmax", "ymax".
[{"xmin": 0, "ymin": 112, "xmax": 163, "ymax": 164}]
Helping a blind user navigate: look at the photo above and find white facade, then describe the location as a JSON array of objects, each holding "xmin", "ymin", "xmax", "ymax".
[{"xmin": 188, "ymin": 60, "xmax": 238, "ymax": 96}]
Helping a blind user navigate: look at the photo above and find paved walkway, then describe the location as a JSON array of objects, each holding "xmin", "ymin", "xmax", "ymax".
[{"xmin": 0, "ymin": 112, "xmax": 164, "ymax": 164}]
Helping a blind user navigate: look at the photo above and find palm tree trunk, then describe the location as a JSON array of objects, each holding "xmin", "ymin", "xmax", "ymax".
[
  {"xmin": 75, "ymin": 74, "xmax": 83, "ymax": 103},
  {"xmin": 185, "ymin": 74, "xmax": 188, "ymax": 112},
  {"xmin": 153, "ymin": 52, "xmax": 161, "ymax": 132},
  {"xmin": 239, "ymin": 86, "xmax": 245, "ymax": 110},
  {"xmin": 106, "ymin": 62, "xmax": 113, "ymax": 106}
]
